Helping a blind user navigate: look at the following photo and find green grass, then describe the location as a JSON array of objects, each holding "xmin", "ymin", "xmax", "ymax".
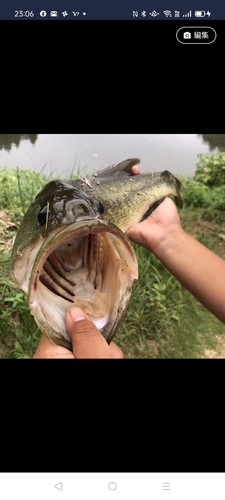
[
  {"xmin": 1, "ymin": 165, "xmax": 225, "ymax": 358},
  {"xmin": 116, "ymin": 242, "xmax": 225, "ymax": 358}
]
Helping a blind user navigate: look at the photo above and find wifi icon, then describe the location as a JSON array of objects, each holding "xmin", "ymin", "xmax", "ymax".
[{"xmin": 163, "ymin": 10, "xmax": 172, "ymax": 17}]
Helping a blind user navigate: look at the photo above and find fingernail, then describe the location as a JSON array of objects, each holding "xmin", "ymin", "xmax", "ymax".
[{"xmin": 68, "ymin": 306, "xmax": 87, "ymax": 322}]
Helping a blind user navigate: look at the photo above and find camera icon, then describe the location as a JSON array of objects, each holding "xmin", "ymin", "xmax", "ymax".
[{"xmin": 183, "ymin": 31, "xmax": 191, "ymax": 39}]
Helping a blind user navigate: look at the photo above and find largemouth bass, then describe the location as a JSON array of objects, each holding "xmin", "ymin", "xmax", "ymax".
[{"xmin": 11, "ymin": 158, "xmax": 182, "ymax": 350}]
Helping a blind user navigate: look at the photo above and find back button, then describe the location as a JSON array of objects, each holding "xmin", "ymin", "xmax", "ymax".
[{"xmin": 54, "ymin": 482, "xmax": 63, "ymax": 491}]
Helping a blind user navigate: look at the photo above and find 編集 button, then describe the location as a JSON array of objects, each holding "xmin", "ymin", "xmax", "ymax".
[{"xmin": 176, "ymin": 26, "xmax": 217, "ymax": 44}]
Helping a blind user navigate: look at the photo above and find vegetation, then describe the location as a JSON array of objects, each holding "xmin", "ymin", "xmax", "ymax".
[
  {"xmin": 1, "ymin": 154, "xmax": 225, "ymax": 358},
  {"xmin": 178, "ymin": 152, "xmax": 225, "ymax": 221}
]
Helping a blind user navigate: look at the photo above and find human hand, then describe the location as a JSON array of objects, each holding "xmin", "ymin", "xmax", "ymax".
[
  {"xmin": 128, "ymin": 165, "xmax": 181, "ymax": 251},
  {"xmin": 126, "ymin": 196, "xmax": 182, "ymax": 254},
  {"xmin": 33, "ymin": 306, "xmax": 124, "ymax": 358},
  {"xmin": 32, "ymin": 166, "xmax": 142, "ymax": 359}
]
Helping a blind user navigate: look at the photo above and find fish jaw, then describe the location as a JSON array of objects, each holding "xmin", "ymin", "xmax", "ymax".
[
  {"xmin": 72, "ymin": 161, "xmax": 183, "ymax": 232},
  {"xmin": 79, "ymin": 176, "xmax": 182, "ymax": 233},
  {"xmin": 13, "ymin": 219, "xmax": 138, "ymax": 350}
]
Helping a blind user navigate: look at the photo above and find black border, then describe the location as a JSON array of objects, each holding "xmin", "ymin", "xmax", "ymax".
[
  {"xmin": 0, "ymin": 20, "xmax": 224, "ymax": 133},
  {"xmin": 1, "ymin": 359, "xmax": 224, "ymax": 472},
  {"xmin": 1, "ymin": 17, "xmax": 224, "ymax": 474}
]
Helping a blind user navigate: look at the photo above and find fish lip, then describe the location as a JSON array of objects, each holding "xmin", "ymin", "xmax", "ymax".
[
  {"xmin": 73, "ymin": 214, "xmax": 101, "ymax": 223},
  {"xmin": 26, "ymin": 216, "xmax": 138, "ymax": 348},
  {"xmin": 28, "ymin": 218, "xmax": 137, "ymax": 304}
]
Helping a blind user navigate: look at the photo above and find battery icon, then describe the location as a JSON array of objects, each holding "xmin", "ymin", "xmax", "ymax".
[{"xmin": 195, "ymin": 10, "xmax": 206, "ymax": 17}]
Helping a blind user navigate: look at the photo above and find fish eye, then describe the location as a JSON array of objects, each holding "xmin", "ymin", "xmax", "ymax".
[
  {"xmin": 37, "ymin": 206, "xmax": 47, "ymax": 226},
  {"xmin": 98, "ymin": 201, "xmax": 104, "ymax": 214}
]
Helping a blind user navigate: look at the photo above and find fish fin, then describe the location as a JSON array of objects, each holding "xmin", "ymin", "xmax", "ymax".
[
  {"xmin": 161, "ymin": 171, "xmax": 183, "ymax": 209},
  {"xmin": 90, "ymin": 158, "xmax": 141, "ymax": 179},
  {"xmin": 139, "ymin": 197, "xmax": 166, "ymax": 222},
  {"xmin": 174, "ymin": 195, "xmax": 183, "ymax": 209}
]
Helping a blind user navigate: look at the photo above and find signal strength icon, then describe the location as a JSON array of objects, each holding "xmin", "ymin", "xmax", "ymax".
[
  {"xmin": 183, "ymin": 10, "xmax": 192, "ymax": 17},
  {"xmin": 163, "ymin": 10, "xmax": 172, "ymax": 17}
]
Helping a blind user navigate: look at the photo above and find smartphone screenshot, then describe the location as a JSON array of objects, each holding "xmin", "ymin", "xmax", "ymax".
[{"xmin": 0, "ymin": 0, "xmax": 224, "ymax": 495}]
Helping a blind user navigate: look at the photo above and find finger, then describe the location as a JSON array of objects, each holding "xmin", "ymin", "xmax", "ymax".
[
  {"xmin": 66, "ymin": 306, "xmax": 119, "ymax": 358},
  {"xmin": 131, "ymin": 165, "xmax": 141, "ymax": 175},
  {"xmin": 33, "ymin": 334, "xmax": 75, "ymax": 358},
  {"xmin": 108, "ymin": 341, "xmax": 124, "ymax": 358}
]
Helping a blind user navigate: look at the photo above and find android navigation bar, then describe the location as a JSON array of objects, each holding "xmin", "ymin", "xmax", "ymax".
[{"xmin": 1, "ymin": 473, "xmax": 225, "ymax": 499}]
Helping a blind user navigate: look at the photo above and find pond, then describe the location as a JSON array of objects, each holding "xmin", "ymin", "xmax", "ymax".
[{"xmin": 0, "ymin": 134, "xmax": 225, "ymax": 178}]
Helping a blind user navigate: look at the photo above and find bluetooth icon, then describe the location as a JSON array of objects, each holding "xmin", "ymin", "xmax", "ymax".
[{"xmin": 141, "ymin": 10, "xmax": 147, "ymax": 16}]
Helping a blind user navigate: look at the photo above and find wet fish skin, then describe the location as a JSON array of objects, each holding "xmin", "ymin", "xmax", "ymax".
[
  {"xmin": 10, "ymin": 158, "xmax": 183, "ymax": 350},
  {"xmin": 11, "ymin": 181, "xmax": 104, "ymax": 263},
  {"xmin": 68, "ymin": 158, "xmax": 183, "ymax": 232},
  {"xmin": 10, "ymin": 175, "xmax": 138, "ymax": 349}
]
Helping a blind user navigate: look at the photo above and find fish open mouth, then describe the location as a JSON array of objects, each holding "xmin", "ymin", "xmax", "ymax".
[
  {"xmin": 26, "ymin": 219, "xmax": 138, "ymax": 349},
  {"xmin": 39, "ymin": 232, "xmax": 119, "ymax": 326}
]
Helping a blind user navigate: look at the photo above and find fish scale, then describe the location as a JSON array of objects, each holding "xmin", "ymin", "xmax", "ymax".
[
  {"xmin": 11, "ymin": 158, "xmax": 182, "ymax": 350},
  {"xmin": 73, "ymin": 162, "xmax": 182, "ymax": 232}
]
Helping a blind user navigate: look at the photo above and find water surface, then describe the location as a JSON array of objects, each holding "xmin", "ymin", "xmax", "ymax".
[{"xmin": 0, "ymin": 134, "xmax": 224, "ymax": 178}]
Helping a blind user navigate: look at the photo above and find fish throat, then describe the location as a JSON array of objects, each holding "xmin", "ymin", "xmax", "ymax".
[
  {"xmin": 39, "ymin": 232, "xmax": 111, "ymax": 321},
  {"xmin": 28, "ymin": 222, "xmax": 138, "ymax": 349}
]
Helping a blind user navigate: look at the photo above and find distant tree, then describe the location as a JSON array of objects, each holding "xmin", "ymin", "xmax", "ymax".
[
  {"xmin": 0, "ymin": 134, "xmax": 38, "ymax": 152},
  {"xmin": 198, "ymin": 134, "xmax": 225, "ymax": 152}
]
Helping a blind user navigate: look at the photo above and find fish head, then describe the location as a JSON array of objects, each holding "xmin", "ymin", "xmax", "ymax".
[
  {"xmin": 11, "ymin": 180, "xmax": 105, "ymax": 272},
  {"xmin": 35, "ymin": 179, "xmax": 105, "ymax": 233},
  {"xmin": 11, "ymin": 180, "xmax": 138, "ymax": 350}
]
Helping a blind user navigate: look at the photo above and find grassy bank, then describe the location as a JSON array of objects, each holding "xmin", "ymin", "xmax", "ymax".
[{"xmin": 1, "ymin": 160, "xmax": 225, "ymax": 358}]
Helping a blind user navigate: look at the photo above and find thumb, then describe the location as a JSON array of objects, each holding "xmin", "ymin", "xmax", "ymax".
[{"xmin": 66, "ymin": 306, "xmax": 113, "ymax": 358}]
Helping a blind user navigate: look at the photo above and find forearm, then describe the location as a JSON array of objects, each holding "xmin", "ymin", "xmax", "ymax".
[{"xmin": 154, "ymin": 227, "xmax": 225, "ymax": 324}]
